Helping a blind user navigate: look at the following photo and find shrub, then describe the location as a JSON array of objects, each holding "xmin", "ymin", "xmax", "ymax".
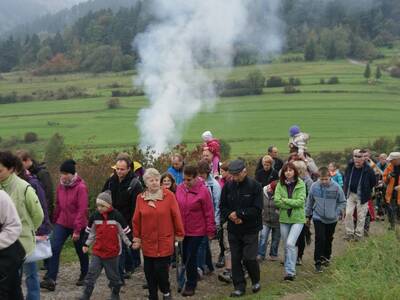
[
  {"xmin": 219, "ymin": 88, "xmax": 262, "ymax": 97},
  {"xmin": 246, "ymin": 70, "xmax": 265, "ymax": 90},
  {"xmin": 266, "ymin": 76, "xmax": 285, "ymax": 88},
  {"xmin": 283, "ymin": 85, "xmax": 300, "ymax": 94},
  {"xmin": 219, "ymin": 139, "xmax": 231, "ymax": 160},
  {"xmin": 24, "ymin": 132, "xmax": 38, "ymax": 143},
  {"xmin": 288, "ymin": 77, "xmax": 301, "ymax": 86},
  {"xmin": 327, "ymin": 76, "xmax": 339, "ymax": 84},
  {"xmin": 390, "ymin": 67, "xmax": 400, "ymax": 78},
  {"xmin": 320, "ymin": 78, "xmax": 325, "ymax": 84},
  {"xmin": 107, "ymin": 98, "xmax": 121, "ymax": 109},
  {"xmin": 111, "ymin": 89, "xmax": 144, "ymax": 97}
]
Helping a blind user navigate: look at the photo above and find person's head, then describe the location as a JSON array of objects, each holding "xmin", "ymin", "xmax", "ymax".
[
  {"xmin": 183, "ymin": 165, "xmax": 198, "ymax": 188},
  {"xmin": 171, "ymin": 154, "xmax": 184, "ymax": 171},
  {"xmin": 201, "ymin": 130, "xmax": 213, "ymax": 142},
  {"xmin": 15, "ymin": 149, "xmax": 34, "ymax": 170},
  {"xmin": 228, "ymin": 159, "xmax": 247, "ymax": 183},
  {"xmin": 0, "ymin": 151, "xmax": 19, "ymax": 182},
  {"xmin": 96, "ymin": 190, "xmax": 112, "ymax": 213},
  {"xmin": 160, "ymin": 172, "xmax": 176, "ymax": 192},
  {"xmin": 197, "ymin": 160, "xmax": 211, "ymax": 180},
  {"xmin": 115, "ymin": 157, "xmax": 131, "ymax": 181},
  {"xmin": 262, "ymin": 155, "xmax": 273, "ymax": 171},
  {"xmin": 318, "ymin": 167, "xmax": 331, "ymax": 186},
  {"xmin": 143, "ymin": 168, "xmax": 161, "ymax": 193},
  {"xmin": 289, "ymin": 125, "xmax": 300, "ymax": 137},
  {"xmin": 220, "ymin": 161, "xmax": 231, "ymax": 180},
  {"xmin": 280, "ymin": 162, "xmax": 299, "ymax": 184},
  {"xmin": 202, "ymin": 149, "xmax": 213, "ymax": 164},
  {"xmin": 379, "ymin": 153, "xmax": 387, "ymax": 165},
  {"xmin": 292, "ymin": 160, "xmax": 308, "ymax": 178},
  {"xmin": 363, "ymin": 149, "xmax": 371, "ymax": 160},
  {"xmin": 328, "ymin": 162, "xmax": 337, "ymax": 172},
  {"xmin": 288, "ymin": 143, "xmax": 299, "ymax": 154},
  {"xmin": 59, "ymin": 159, "xmax": 77, "ymax": 184},
  {"xmin": 387, "ymin": 152, "xmax": 400, "ymax": 167},
  {"xmin": 267, "ymin": 146, "xmax": 279, "ymax": 159},
  {"xmin": 353, "ymin": 149, "xmax": 365, "ymax": 168}
]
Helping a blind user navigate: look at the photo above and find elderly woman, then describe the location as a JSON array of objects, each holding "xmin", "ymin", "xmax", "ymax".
[
  {"xmin": 133, "ymin": 168, "xmax": 185, "ymax": 300},
  {"xmin": 255, "ymin": 155, "xmax": 279, "ymax": 188}
]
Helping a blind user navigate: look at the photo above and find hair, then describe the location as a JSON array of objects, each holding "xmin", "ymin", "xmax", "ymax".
[
  {"xmin": 183, "ymin": 165, "xmax": 198, "ymax": 178},
  {"xmin": 262, "ymin": 155, "xmax": 273, "ymax": 165},
  {"xmin": 116, "ymin": 152, "xmax": 132, "ymax": 169},
  {"xmin": 319, "ymin": 167, "xmax": 329, "ymax": 177},
  {"xmin": 279, "ymin": 162, "xmax": 299, "ymax": 185},
  {"xmin": 171, "ymin": 153, "xmax": 183, "ymax": 162},
  {"xmin": 267, "ymin": 145, "xmax": 276, "ymax": 153},
  {"xmin": 292, "ymin": 160, "xmax": 308, "ymax": 178},
  {"xmin": 220, "ymin": 161, "xmax": 230, "ymax": 171},
  {"xmin": 379, "ymin": 153, "xmax": 387, "ymax": 159},
  {"xmin": 143, "ymin": 168, "xmax": 161, "ymax": 185},
  {"xmin": 197, "ymin": 160, "xmax": 211, "ymax": 175},
  {"xmin": 328, "ymin": 162, "xmax": 337, "ymax": 169},
  {"xmin": 0, "ymin": 151, "xmax": 20, "ymax": 171},
  {"xmin": 15, "ymin": 149, "xmax": 33, "ymax": 161},
  {"xmin": 160, "ymin": 172, "xmax": 177, "ymax": 193}
]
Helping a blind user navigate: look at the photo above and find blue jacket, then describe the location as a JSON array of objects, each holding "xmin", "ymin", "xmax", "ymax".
[
  {"xmin": 204, "ymin": 175, "xmax": 221, "ymax": 226},
  {"xmin": 343, "ymin": 162, "xmax": 377, "ymax": 204},
  {"xmin": 167, "ymin": 166, "xmax": 183, "ymax": 185}
]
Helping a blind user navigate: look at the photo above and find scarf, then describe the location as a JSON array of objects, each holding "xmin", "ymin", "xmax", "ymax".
[
  {"xmin": 60, "ymin": 173, "xmax": 78, "ymax": 187},
  {"xmin": 143, "ymin": 189, "xmax": 163, "ymax": 208}
]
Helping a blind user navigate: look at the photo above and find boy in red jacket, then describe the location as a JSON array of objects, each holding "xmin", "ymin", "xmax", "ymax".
[{"xmin": 79, "ymin": 191, "xmax": 132, "ymax": 300}]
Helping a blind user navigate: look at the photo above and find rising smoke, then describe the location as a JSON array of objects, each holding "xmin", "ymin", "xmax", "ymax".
[{"xmin": 134, "ymin": 0, "xmax": 283, "ymax": 153}]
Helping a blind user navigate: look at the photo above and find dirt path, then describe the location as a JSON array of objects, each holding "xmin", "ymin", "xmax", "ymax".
[
  {"xmin": 38, "ymin": 221, "xmax": 385, "ymax": 300},
  {"xmin": 347, "ymin": 59, "xmax": 367, "ymax": 66}
]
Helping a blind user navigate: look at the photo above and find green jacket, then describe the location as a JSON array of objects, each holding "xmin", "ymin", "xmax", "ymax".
[
  {"xmin": 0, "ymin": 173, "xmax": 44, "ymax": 256},
  {"xmin": 274, "ymin": 179, "xmax": 306, "ymax": 224}
]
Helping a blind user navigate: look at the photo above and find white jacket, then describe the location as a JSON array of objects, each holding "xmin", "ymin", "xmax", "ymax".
[{"xmin": 0, "ymin": 190, "xmax": 22, "ymax": 250}]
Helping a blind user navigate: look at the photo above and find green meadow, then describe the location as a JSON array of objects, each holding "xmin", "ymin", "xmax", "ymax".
[{"xmin": 1, "ymin": 56, "xmax": 399, "ymax": 157}]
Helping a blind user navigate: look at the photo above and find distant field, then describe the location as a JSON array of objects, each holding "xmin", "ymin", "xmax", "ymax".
[{"xmin": 1, "ymin": 56, "xmax": 399, "ymax": 157}]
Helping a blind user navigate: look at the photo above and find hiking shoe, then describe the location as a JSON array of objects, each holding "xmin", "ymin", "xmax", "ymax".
[
  {"xmin": 76, "ymin": 274, "xmax": 86, "ymax": 286},
  {"xmin": 252, "ymin": 282, "xmax": 261, "ymax": 293},
  {"xmin": 40, "ymin": 278, "xmax": 56, "ymax": 291},
  {"xmin": 216, "ymin": 255, "xmax": 225, "ymax": 268},
  {"xmin": 181, "ymin": 288, "xmax": 195, "ymax": 297},
  {"xmin": 218, "ymin": 270, "xmax": 232, "ymax": 284},
  {"xmin": 284, "ymin": 275, "xmax": 295, "ymax": 281},
  {"xmin": 344, "ymin": 234, "xmax": 354, "ymax": 241},
  {"xmin": 296, "ymin": 257, "xmax": 302, "ymax": 266},
  {"xmin": 315, "ymin": 264, "xmax": 323, "ymax": 273},
  {"xmin": 230, "ymin": 290, "xmax": 245, "ymax": 297}
]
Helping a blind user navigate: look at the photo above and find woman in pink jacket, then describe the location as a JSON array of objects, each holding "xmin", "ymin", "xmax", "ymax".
[
  {"xmin": 175, "ymin": 165, "xmax": 215, "ymax": 297},
  {"xmin": 40, "ymin": 159, "xmax": 89, "ymax": 292}
]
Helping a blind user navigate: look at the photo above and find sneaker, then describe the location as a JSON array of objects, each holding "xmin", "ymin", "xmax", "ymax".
[
  {"xmin": 315, "ymin": 264, "xmax": 323, "ymax": 273},
  {"xmin": 321, "ymin": 257, "xmax": 330, "ymax": 267},
  {"xmin": 284, "ymin": 275, "xmax": 295, "ymax": 281},
  {"xmin": 181, "ymin": 288, "xmax": 195, "ymax": 297},
  {"xmin": 218, "ymin": 270, "xmax": 232, "ymax": 284},
  {"xmin": 110, "ymin": 287, "xmax": 120, "ymax": 300},
  {"xmin": 163, "ymin": 292, "xmax": 172, "ymax": 300},
  {"xmin": 230, "ymin": 290, "xmax": 245, "ymax": 297},
  {"xmin": 40, "ymin": 278, "xmax": 56, "ymax": 291},
  {"xmin": 296, "ymin": 257, "xmax": 302, "ymax": 266},
  {"xmin": 344, "ymin": 234, "xmax": 354, "ymax": 241},
  {"xmin": 197, "ymin": 268, "xmax": 203, "ymax": 280},
  {"xmin": 256, "ymin": 255, "xmax": 264, "ymax": 262},
  {"xmin": 354, "ymin": 235, "xmax": 362, "ymax": 242},
  {"xmin": 76, "ymin": 274, "xmax": 86, "ymax": 286},
  {"xmin": 216, "ymin": 255, "xmax": 225, "ymax": 268},
  {"xmin": 252, "ymin": 282, "xmax": 261, "ymax": 293}
]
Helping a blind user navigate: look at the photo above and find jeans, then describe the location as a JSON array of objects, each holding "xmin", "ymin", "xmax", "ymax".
[
  {"xmin": 258, "ymin": 225, "xmax": 280, "ymax": 258},
  {"xmin": 23, "ymin": 262, "xmax": 40, "ymax": 300},
  {"xmin": 182, "ymin": 236, "xmax": 203, "ymax": 290},
  {"xmin": 345, "ymin": 193, "xmax": 369, "ymax": 237},
  {"xmin": 280, "ymin": 223, "xmax": 304, "ymax": 276},
  {"xmin": 47, "ymin": 224, "xmax": 89, "ymax": 281},
  {"xmin": 197, "ymin": 237, "xmax": 214, "ymax": 272}
]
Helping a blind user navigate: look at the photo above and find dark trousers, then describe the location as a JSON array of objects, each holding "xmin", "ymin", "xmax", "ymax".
[
  {"xmin": 313, "ymin": 220, "xmax": 337, "ymax": 265},
  {"xmin": 228, "ymin": 232, "xmax": 260, "ymax": 291},
  {"xmin": 296, "ymin": 226, "xmax": 306, "ymax": 259},
  {"xmin": 144, "ymin": 256, "xmax": 171, "ymax": 300},
  {"xmin": 182, "ymin": 236, "xmax": 203, "ymax": 290},
  {"xmin": 387, "ymin": 198, "xmax": 399, "ymax": 228},
  {"xmin": 0, "ymin": 240, "xmax": 25, "ymax": 300},
  {"xmin": 47, "ymin": 224, "xmax": 89, "ymax": 281},
  {"xmin": 83, "ymin": 255, "xmax": 121, "ymax": 297},
  {"xmin": 218, "ymin": 228, "xmax": 225, "ymax": 257}
]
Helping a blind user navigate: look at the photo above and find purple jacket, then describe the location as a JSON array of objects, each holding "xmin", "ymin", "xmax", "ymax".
[
  {"xmin": 176, "ymin": 178, "xmax": 215, "ymax": 237},
  {"xmin": 27, "ymin": 174, "xmax": 52, "ymax": 235},
  {"xmin": 54, "ymin": 176, "xmax": 88, "ymax": 234}
]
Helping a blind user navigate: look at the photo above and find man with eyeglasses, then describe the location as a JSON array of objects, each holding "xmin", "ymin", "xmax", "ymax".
[{"xmin": 343, "ymin": 149, "xmax": 377, "ymax": 241}]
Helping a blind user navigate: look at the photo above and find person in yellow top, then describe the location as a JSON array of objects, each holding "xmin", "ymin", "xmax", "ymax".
[{"xmin": 382, "ymin": 152, "xmax": 400, "ymax": 230}]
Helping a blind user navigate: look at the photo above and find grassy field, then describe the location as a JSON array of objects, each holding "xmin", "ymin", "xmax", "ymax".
[{"xmin": 1, "ymin": 54, "xmax": 399, "ymax": 158}]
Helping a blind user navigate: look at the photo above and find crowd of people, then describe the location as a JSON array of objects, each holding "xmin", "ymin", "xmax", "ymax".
[{"xmin": 1, "ymin": 127, "xmax": 399, "ymax": 300}]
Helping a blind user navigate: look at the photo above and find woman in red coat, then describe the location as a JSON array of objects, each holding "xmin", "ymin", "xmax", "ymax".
[{"xmin": 133, "ymin": 168, "xmax": 184, "ymax": 300}]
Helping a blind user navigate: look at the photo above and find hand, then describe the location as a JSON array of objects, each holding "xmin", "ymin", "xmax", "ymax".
[
  {"xmin": 229, "ymin": 212, "xmax": 238, "ymax": 221},
  {"xmin": 234, "ymin": 218, "xmax": 243, "ymax": 225},
  {"xmin": 208, "ymin": 234, "xmax": 215, "ymax": 240},
  {"xmin": 266, "ymin": 184, "xmax": 272, "ymax": 193},
  {"xmin": 72, "ymin": 232, "xmax": 80, "ymax": 241},
  {"xmin": 36, "ymin": 235, "xmax": 48, "ymax": 241},
  {"xmin": 132, "ymin": 241, "xmax": 141, "ymax": 250},
  {"xmin": 175, "ymin": 236, "xmax": 184, "ymax": 242},
  {"xmin": 82, "ymin": 246, "xmax": 89, "ymax": 253}
]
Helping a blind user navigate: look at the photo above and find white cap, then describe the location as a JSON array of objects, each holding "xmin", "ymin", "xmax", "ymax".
[{"xmin": 201, "ymin": 130, "xmax": 213, "ymax": 141}]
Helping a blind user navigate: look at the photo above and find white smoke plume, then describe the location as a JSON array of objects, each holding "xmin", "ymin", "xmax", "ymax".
[{"xmin": 134, "ymin": 0, "xmax": 283, "ymax": 153}]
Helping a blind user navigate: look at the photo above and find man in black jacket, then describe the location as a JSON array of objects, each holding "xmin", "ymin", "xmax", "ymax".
[
  {"xmin": 103, "ymin": 154, "xmax": 143, "ymax": 280},
  {"xmin": 220, "ymin": 159, "xmax": 263, "ymax": 297},
  {"xmin": 343, "ymin": 149, "xmax": 377, "ymax": 240}
]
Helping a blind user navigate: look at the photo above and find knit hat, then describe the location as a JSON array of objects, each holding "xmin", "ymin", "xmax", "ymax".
[
  {"xmin": 60, "ymin": 159, "xmax": 76, "ymax": 174},
  {"xmin": 201, "ymin": 130, "xmax": 213, "ymax": 141},
  {"xmin": 289, "ymin": 125, "xmax": 300, "ymax": 137},
  {"xmin": 96, "ymin": 190, "xmax": 112, "ymax": 208}
]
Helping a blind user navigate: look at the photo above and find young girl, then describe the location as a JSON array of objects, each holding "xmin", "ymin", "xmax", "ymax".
[
  {"xmin": 201, "ymin": 131, "xmax": 221, "ymax": 177},
  {"xmin": 161, "ymin": 173, "xmax": 177, "ymax": 194},
  {"xmin": 274, "ymin": 162, "xmax": 306, "ymax": 281}
]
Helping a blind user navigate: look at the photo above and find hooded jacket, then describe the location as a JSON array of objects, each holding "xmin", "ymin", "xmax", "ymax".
[
  {"xmin": 176, "ymin": 179, "xmax": 215, "ymax": 237},
  {"xmin": 274, "ymin": 179, "xmax": 306, "ymax": 224},
  {"xmin": 54, "ymin": 175, "xmax": 88, "ymax": 234},
  {"xmin": 0, "ymin": 190, "xmax": 22, "ymax": 250}
]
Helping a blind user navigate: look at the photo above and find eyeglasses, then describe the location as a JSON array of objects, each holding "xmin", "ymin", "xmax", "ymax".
[{"xmin": 353, "ymin": 155, "xmax": 363, "ymax": 158}]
